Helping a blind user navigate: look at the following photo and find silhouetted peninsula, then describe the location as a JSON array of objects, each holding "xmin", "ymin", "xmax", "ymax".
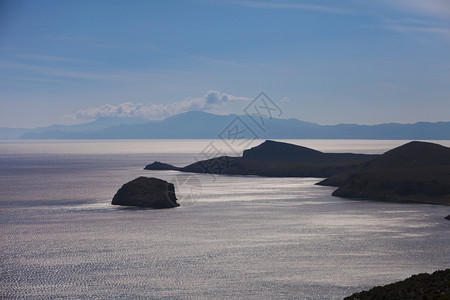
[
  {"xmin": 345, "ymin": 269, "xmax": 450, "ymax": 299},
  {"xmin": 146, "ymin": 140, "xmax": 450, "ymax": 206},
  {"xmin": 112, "ymin": 177, "xmax": 179, "ymax": 208},
  {"xmin": 327, "ymin": 141, "xmax": 450, "ymax": 205},
  {"xmin": 145, "ymin": 140, "xmax": 377, "ymax": 178}
]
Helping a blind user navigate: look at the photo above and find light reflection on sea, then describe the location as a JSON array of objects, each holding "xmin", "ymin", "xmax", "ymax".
[{"xmin": 0, "ymin": 139, "xmax": 449, "ymax": 299}]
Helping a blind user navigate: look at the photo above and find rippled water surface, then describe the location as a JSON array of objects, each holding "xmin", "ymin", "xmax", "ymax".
[{"xmin": 1, "ymin": 139, "xmax": 450, "ymax": 299}]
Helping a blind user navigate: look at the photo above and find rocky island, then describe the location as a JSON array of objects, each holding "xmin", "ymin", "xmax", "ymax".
[{"xmin": 112, "ymin": 177, "xmax": 179, "ymax": 208}]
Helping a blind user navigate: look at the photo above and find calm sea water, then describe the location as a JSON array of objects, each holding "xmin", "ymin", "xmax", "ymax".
[{"xmin": 1, "ymin": 139, "xmax": 450, "ymax": 299}]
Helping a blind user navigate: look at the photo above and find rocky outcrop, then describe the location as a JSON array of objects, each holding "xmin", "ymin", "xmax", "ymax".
[
  {"xmin": 330, "ymin": 141, "xmax": 450, "ymax": 205},
  {"xmin": 111, "ymin": 177, "xmax": 179, "ymax": 208},
  {"xmin": 345, "ymin": 269, "xmax": 450, "ymax": 299},
  {"xmin": 144, "ymin": 161, "xmax": 179, "ymax": 171}
]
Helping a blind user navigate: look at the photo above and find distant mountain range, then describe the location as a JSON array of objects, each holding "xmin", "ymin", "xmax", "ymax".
[
  {"xmin": 1, "ymin": 111, "xmax": 450, "ymax": 139},
  {"xmin": 0, "ymin": 117, "xmax": 150, "ymax": 140}
]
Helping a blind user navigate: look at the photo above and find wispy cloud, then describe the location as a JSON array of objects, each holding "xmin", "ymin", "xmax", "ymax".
[
  {"xmin": 214, "ymin": 0, "xmax": 347, "ymax": 13},
  {"xmin": 386, "ymin": 24, "xmax": 450, "ymax": 37},
  {"xmin": 43, "ymin": 34, "xmax": 96, "ymax": 42},
  {"xmin": 0, "ymin": 61, "xmax": 162, "ymax": 82},
  {"xmin": 388, "ymin": 0, "xmax": 450, "ymax": 18},
  {"xmin": 378, "ymin": 18, "xmax": 450, "ymax": 40},
  {"xmin": 43, "ymin": 34, "xmax": 123, "ymax": 50},
  {"xmin": 182, "ymin": 52, "xmax": 250, "ymax": 68},
  {"xmin": 0, "ymin": 73, "xmax": 67, "ymax": 83},
  {"xmin": 377, "ymin": 0, "xmax": 450, "ymax": 40},
  {"xmin": 73, "ymin": 91, "xmax": 250, "ymax": 121},
  {"xmin": 13, "ymin": 53, "xmax": 83, "ymax": 62}
]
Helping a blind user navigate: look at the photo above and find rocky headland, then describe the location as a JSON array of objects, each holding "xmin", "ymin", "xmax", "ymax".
[
  {"xmin": 145, "ymin": 140, "xmax": 450, "ymax": 206},
  {"xmin": 345, "ymin": 269, "xmax": 450, "ymax": 300},
  {"xmin": 319, "ymin": 141, "xmax": 450, "ymax": 205},
  {"xmin": 145, "ymin": 140, "xmax": 377, "ymax": 178},
  {"xmin": 112, "ymin": 177, "xmax": 179, "ymax": 208}
]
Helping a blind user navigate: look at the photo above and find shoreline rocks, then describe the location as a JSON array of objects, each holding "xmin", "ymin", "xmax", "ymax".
[{"xmin": 345, "ymin": 269, "xmax": 450, "ymax": 299}]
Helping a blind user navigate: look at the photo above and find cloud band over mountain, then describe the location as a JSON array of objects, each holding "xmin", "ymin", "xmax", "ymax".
[{"xmin": 74, "ymin": 91, "xmax": 250, "ymax": 121}]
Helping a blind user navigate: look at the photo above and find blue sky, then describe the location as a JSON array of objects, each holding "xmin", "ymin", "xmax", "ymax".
[{"xmin": 1, "ymin": 0, "xmax": 450, "ymax": 127}]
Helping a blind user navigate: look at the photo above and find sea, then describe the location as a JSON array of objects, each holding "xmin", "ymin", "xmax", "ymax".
[{"xmin": 1, "ymin": 139, "xmax": 450, "ymax": 299}]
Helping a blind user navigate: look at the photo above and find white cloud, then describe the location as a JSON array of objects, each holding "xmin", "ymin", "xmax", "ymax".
[
  {"xmin": 204, "ymin": 91, "xmax": 248, "ymax": 107},
  {"xmin": 280, "ymin": 97, "xmax": 291, "ymax": 103},
  {"xmin": 74, "ymin": 91, "xmax": 250, "ymax": 121}
]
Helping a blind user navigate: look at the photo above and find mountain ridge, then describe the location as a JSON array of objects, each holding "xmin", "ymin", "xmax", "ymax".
[{"xmin": 1, "ymin": 111, "xmax": 449, "ymax": 139}]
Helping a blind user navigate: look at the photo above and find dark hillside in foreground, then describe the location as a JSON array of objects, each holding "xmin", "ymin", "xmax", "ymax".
[
  {"xmin": 345, "ymin": 269, "xmax": 450, "ymax": 300},
  {"xmin": 327, "ymin": 141, "xmax": 450, "ymax": 205}
]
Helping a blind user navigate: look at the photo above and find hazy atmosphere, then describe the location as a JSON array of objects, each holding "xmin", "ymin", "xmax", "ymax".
[
  {"xmin": 2, "ymin": 2, "xmax": 450, "ymax": 299},
  {"xmin": 1, "ymin": 0, "xmax": 450, "ymax": 127}
]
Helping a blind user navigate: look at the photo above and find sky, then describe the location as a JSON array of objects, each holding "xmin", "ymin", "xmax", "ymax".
[{"xmin": 1, "ymin": 0, "xmax": 450, "ymax": 128}]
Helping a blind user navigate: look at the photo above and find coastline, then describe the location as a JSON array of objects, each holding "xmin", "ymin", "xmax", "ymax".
[{"xmin": 145, "ymin": 140, "xmax": 450, "ymax": 208}]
